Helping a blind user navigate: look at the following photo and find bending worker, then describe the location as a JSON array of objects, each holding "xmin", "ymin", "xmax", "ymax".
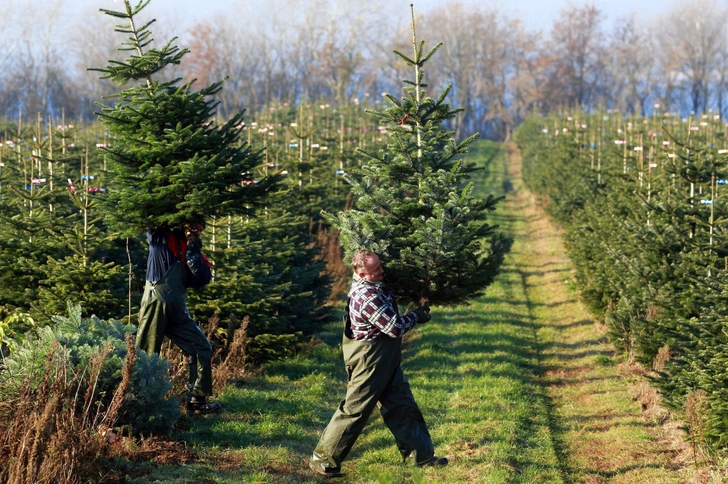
[{"xmin": 310, "ymin": 249, "xmax": 448, "ymax": 477}]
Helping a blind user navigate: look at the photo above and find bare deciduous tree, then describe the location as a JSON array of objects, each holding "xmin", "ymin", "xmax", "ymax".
[
  {"xmin": 70, "ymin": 7, "xmax": 124, "ymax": 119},
  {"xmin": 655, "ymin": 0, "xmax": 728, "ymax": 113},
  {"xmin": 607, "ymin": 15, "xmax": 657, "ymax": 116},
  {"xmin": 421, "ymin": 3, "xmax": 528, "ymax": 139},
  {"xmin": 3, "ymin": 0, "xmax": 74, "ymax": 119},
  {"xmin": 547, "ymin": 4, "xmax": 607, "ymax": 110}
]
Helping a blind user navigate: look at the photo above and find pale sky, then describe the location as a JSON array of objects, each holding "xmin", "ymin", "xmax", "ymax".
[{"xmin": 61, "ymin": 0, "xmax": 681, "ymax": 34}]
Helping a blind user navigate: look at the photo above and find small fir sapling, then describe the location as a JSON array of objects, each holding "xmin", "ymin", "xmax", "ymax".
[{"xmin": 0, "ymin": 302, "xmax": 181, "ymax": 435}]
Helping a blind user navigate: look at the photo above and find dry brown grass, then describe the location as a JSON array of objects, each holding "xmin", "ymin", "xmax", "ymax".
[
  {"xmin": 685, "ymin": 390, "xmax": 711, "ymax": 462},
  {"xmin": 652, "ymin": 344, "xmax": 671, "ymax": 372},
  {"xmin": 0, "ymin": 336, "xmax": 140, "ymax": 484},
  {"xmin": 317, "ymin": 228, "xmax": 349, "ymax": 302},
  {"xmin": 103, "ymin": 335, "xmax": 137, "ymax": 429},
  {"xmin": 159, "ymin": 312, "xmax": 253, "ymax": 397},
  {"xmin": 214, "ymin": 314, "xmax": 250, "ymax": 391},
  {"xmin": 624, "ymin": 364, "xmax": 701, "ymax": 474},
  {"xmin": 160, "ymin": 340, "xmax": 190, "ymax": 396}
]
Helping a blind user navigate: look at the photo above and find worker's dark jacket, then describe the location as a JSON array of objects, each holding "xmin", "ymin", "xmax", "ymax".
[
  {"xmin": 146, "ymin": 227, "xmax": 211, "ymax": 287},
  {"xmin": 136, "ymin": 227, "xmax": 213, "ymax": 397}
]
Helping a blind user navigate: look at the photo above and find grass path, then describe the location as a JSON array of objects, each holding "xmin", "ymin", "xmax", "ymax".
[
  {"xmin": 125, "ymin": 142, "xmax": 694, "ymax": 483},
  {"xmin": 500, "ymin": 143, "xmax": 694, "ymax": 483}
]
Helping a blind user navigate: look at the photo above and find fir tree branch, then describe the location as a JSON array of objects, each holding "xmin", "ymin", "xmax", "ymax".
[{"xmin": 392, "ymin": 50, "xmax": 416, "ymax": 66}]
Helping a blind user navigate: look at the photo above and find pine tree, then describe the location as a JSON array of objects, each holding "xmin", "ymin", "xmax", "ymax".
[
  {"xmin": 187, "ymin": 204, "xmax": 332, "ymax": 363},
  {"xmin": 0, "ymin": 119, "xmax": 71, "ymax": 315},
  {"xmin": 93, "ymin": 0, "xmax": 276, "ymax": 234},
  {"xmin": 325, "ymin": 9, "xmax": 510, "ymax": 307}
]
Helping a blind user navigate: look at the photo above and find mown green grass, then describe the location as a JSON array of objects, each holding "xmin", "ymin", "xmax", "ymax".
[
  {"xmin": 504, "ymin": 143, "xmax": 695, "ymax": 483},
  {"xmin": 121, "ymin": 141, "xmax": 567, "ymax": 483}
]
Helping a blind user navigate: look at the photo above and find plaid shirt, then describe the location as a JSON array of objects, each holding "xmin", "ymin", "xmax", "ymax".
[{"xmin": 348, "ymin": 276, "xmax": 419, "ymax": 340}]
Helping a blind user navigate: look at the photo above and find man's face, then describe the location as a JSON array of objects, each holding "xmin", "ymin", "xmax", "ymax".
[{"xmin": 360, "ymin": 254, "xmax": 384, "ymax": 282}]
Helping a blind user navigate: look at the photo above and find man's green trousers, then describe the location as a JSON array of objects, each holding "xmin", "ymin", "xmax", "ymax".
[
  {"xmin": 312, "ymin": 332, "xmax": 435, "ymax": 468},
  {"xmin": 135, "ymin": 261, "xmax": 213, "ymax": 397}
]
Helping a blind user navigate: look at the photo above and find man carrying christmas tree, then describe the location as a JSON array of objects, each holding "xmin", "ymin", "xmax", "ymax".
[
  {"xmin": 136, "ymin": 220, "xmax": 221, "ymax": 415},
  {"xmin": 309, "ymin": 249, "xmax": 448, "ymax": 477}
]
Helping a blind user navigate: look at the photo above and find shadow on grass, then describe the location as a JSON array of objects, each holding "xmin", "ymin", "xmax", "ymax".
[
  {"xmin": 560, "ymin": 413, "xmax": 660, "ymax": 430},
  {"xmin": 403, "ymin": 298, "xmax": 574, "ymax": 481},
  {"xmin": 539, "ymin": 318, "xmax": 595, "ymax": 330},
  {"xmin": 498, "ymin": 265, "xmax": 573, "ymax": 280},
  {"xmin": 539, "ymin": 373, "xmax": 620, "ymax": 387},
  {"xmin": 166, "ymin": 229, "xmax": 576, "ymax": 481},
  {"xmin": 442, "ymin": 308, "xmax": 531, "ymax": 327},
  {"xmin": 537, "ymin": 349, "xmax": 612, "ymax": 363},
  {"xmin": 586, "ymin": 462, "xmax": 684, "ymax": 479},
  {"xmin": 476, "ymin": 295, "xmax": 577, "ymax": 310}
]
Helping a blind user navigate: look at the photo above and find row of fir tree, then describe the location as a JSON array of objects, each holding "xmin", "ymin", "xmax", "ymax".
[
  {"xmin": 0, "ymin": 100, "xmax": 384, "ymax": 362},
  {"xmin": 515, "ymin": 109, "xmax": 728, "ymax": 452}
]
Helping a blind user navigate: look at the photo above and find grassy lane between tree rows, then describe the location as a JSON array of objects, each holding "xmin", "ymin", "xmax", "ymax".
[
  {"xmin": 118, "ymin": 140, "xmax": 697, "ymax": 483},
  {"xmin": 503, "ymin": 143, "xmax": 701, "ymax": 484}
]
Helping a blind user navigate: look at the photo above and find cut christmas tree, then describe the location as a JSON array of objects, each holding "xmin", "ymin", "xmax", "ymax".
[
  {"xmin": 93, "ymin": 0, "xmax": 277, "ymax": 234},
  {"xmin": 325, "ymin": 7, "xmax": 511, "ymax": 307}
]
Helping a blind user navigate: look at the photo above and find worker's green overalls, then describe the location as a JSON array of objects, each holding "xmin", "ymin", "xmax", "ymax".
[
  {"xmin": 135, "ymin": 261, "xmax": 212, "ymax": 397},
  {"xmin": 311, "ymin": 314, "xmax": 435, "ymax": 469}
]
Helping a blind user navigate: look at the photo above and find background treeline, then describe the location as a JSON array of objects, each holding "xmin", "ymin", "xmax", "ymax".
[
  {"xmin": 515, "ymin": 110, "xmax": 728, "ymax": 453},
  {"xmin": 2, "ymin": 0, "xmax": 728, "ymax": 141}
]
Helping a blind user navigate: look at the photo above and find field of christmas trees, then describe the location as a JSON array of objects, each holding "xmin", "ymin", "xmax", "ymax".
[
  {"xmin": 0, "ymin": 97, "xmax": 381, "ymax": 474},
  {"xmin": 6, "ymin": 0, "xmax": 728, "ymax": 481},
  {"xmin": 0, "ymin": 2, "xmax": 516, "ymax": 481},
  {"xmin": 0, "ymin": 98, "xmax": 371, "ymax": 356},
  {"xmin": 3, "ymin": 135, "xmax": 707, "ymax": 483}
]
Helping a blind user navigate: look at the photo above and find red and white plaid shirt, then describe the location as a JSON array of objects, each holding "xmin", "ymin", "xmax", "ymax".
[{"xmin": 348, "ymin": 276, "xmax": 419, "ymax": 340}]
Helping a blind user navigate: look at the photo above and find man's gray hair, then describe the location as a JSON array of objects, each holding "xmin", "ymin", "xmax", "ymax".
[{"xmin": 351, "ymin": 250, "xmax": 377, "ymax": 273}]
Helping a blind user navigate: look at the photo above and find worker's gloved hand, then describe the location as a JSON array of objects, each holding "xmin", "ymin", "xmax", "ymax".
[
  {"xmin": 187, "ymin": 238, "xmax": 203, "ymax": 258},
  {"xmin": 414, "ymin": 306, "xmax": 431, "ymax": 324}
]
